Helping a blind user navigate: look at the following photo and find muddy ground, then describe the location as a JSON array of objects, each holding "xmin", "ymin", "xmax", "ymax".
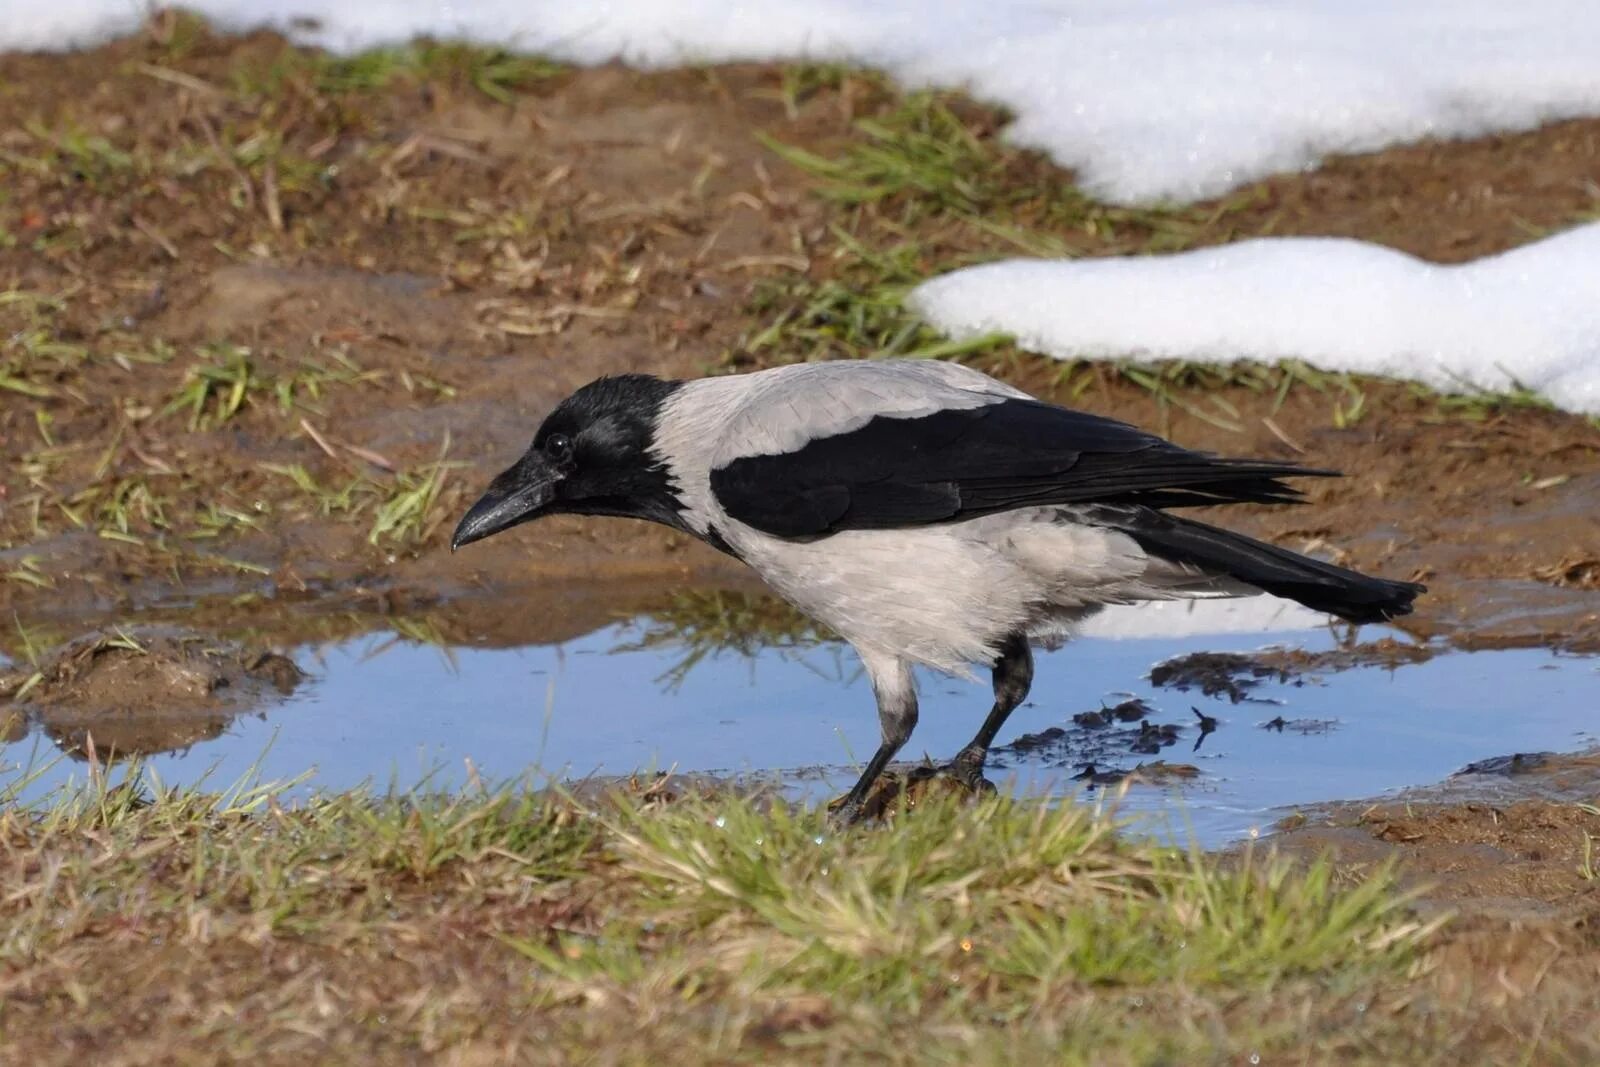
[
  {"xmin": 1, "ymin": 17, "xmax": 1600, "ymax": 1062},
  {"xmin": 1, "ymin": 19, "xmax": 1596, "ymax": 659}
]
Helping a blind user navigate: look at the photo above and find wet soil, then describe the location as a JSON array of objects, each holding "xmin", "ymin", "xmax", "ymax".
[
  {"xmin": 1270, "ymin": 752, "xmax": 1600, "ymax": 922},
  {"xmin": 0, "ymin": 22, "xmax": 1595, "ymax": 670},
  {"xmin": 1220, "ymin": 755, "xmax": 1600, "ymax": 1059},
  {"xmin": 0, "ymin": 628, "xmax": 301, "ymax": 758}
]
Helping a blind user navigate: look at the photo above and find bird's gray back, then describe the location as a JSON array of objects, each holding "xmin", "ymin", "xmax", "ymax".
[
  {"xmin": 707, "ymin": 359, "xmax": 1026, "ymax": 465},
  {"xmin": 653, "ymin": 359, "xmax": 1028, "ymax": 534}
]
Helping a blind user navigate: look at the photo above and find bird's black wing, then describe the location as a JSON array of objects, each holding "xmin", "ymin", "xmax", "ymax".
[{"xmin": 709, "ymin": 398, "xmax": 1334, "ymax": 538}]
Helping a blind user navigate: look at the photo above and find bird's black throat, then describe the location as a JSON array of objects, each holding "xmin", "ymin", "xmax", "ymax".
[
  {"xmin": 538, "ymin": 373, "xmax": 688, "ymax": 530},
  {"xmin": 455, "ymin": 373, "xmax": 694, "ymax": 551}
]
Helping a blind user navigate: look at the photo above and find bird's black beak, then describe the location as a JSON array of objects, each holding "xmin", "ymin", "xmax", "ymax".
[{"xmin": 451, "ymin": 457, "xmax": 559, "ymax": 551}]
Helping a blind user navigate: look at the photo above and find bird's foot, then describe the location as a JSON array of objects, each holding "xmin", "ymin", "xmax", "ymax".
[
  {"xmin": 939, "ymin": 748, "xmax": 996, "ymax": 794},
  {"xmin": 825, "ymin": 792, "xmax": 870, "ymax": 828},
  {"xmin": 826, "ymin": 756, "xmax": 997, "ymax": 826},
  {"xmin": 898, "ymin": 757, "xmax": 996, "ymax": 807}
]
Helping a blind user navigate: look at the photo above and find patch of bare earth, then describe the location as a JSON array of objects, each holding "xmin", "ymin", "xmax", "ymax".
[
  {"xmin": 1258, "ymin": 755, "xmax": 1600, "ymax": 1062},
  {"xmin": 0, "ymin": 627, "xmax": 301, "ymax": 757}
]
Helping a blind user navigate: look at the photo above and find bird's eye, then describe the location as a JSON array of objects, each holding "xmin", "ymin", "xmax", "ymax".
[{"xmin": 545, "ymin": 433, "xmax": 573, "ymax": 460}]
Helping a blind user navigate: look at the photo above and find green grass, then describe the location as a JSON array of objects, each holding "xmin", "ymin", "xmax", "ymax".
[
  {"xmin": 756, "ymin": 83, "xmax": 1271, "ymax": 245},
  {"xmin": 161, "ymin": 345, "xmax": 383, "ymax": 429},
  {"xmin": 0, "ymin": 767, "xmax": 594, "ymax": 954},
  {"xmin": 1422, "ymin": 372, "xmax": 1556, "ymax": 421},
  {"xmin": 575, "ymin": 792, "xmax": 1434, "ymax": 997},
  {"xmin": 162, "ymin": 344, "xmax": 261, "ymax": 429},
  {"xmin": 739, "ymin": 86, "xmax": 1269, "ymax": 371},
  {"xmin": 737, "ymin": 90, "xmax": 1062, "ymax": 367},
  {"xmin": 233, "ymin": 40, "xmax": 566, "ymax": 104},
  {"xmin": 760, "ymin": 93, "xmax": 1022, "ymax": 218},
  {"xmin": 0, "ymin": 320, "xmax": 413, "ymax": 548},
  {"xmin": 0, "ymin": 289, "xmax": 89, "ymax": 400},
  {"xmin": 0, "ymin": 768, "xmax": 1446, "ymax": 1062},
  {"xmin": 757, "ymin": 89, "xmax": 1119, "ymax": 235},
  {"xmin": 366, "ymin": 446, "xmax": 460, "ymax": 548},
  {"xmin": 737, "ymin": 231, "xmax": 1008, "ymax": 364},
  {"xmin": 0, "ymin": 557, "xmax": 53, "ymax": 591},
  {"xmin": 0, "ymin": 335, "xmax": 386, "ymax": 544},
  {"xmin": 1086, "ymin": 357, "xmax": 1373, "ymax": 436},
  {"xmin": 20, "ymin": 119, "xmax": 141, "ymax": 191},
  {"xmin": 770, "ymin": 62, "xmax": 857, "ymax": 119},
  {"xmin": 260, "ymin": 444, "xmax": 462, "ymax": 552}
]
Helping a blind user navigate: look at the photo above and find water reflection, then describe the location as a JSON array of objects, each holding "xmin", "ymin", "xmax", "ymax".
[{"xmin": 0, "ymin": 594, "xmax": 1595, "ymax": 848}]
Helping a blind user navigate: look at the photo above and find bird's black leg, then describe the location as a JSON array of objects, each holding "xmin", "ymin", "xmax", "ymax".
[
  {"xmin": 947, "ymin": 633, "xmax": 1033, "ymax": 789},
  {"xmin": 829, "ymin": 656, "xmax": 917, "ymax": 826}
]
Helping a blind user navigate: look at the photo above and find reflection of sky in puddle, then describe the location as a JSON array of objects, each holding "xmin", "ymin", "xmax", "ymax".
[{"xmin": 3, "ymin": 597, "xmax": 1597, "ymax": 848}]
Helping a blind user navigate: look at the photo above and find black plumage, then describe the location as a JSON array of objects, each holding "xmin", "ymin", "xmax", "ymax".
[{"xmin": 709, "ymin": 399, "xmax": 1331, "ymax": 539}]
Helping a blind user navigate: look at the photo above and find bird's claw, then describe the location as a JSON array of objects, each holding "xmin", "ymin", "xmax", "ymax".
[
  {"xmin": 940, "ymin": 751, "xmax": 993, "ymax": 793},
  {"xmin": 826, "ymin": 808, "xmax": 859, "ymax": 830},
  {"xmin": 826, "ymin": 793, "xmax": 869, "ymax": 828},
  {"xmin": 827, "ymin": 757, "xmax": 996, "ymax": 828},
  {"xmin": 902, "ymin": 760, "xmax": 997, "ymax": 803}
]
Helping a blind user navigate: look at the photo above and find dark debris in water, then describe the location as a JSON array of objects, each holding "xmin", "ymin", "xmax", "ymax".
[
  {"xmin": 1072, "ymin": 761, "xmax": 1201, "ymax": 787},
  {"xmin": 1149, "ymin": 651, "xmax": 1289, "ymax": 703},
  {"xmin": 1150, "ymin": 638, "xmax": 1436, "ymax": 704},
  {"xmin": 1261, "ymin": 716, "xmax": 1340, "ymax": 735},
  {"xmin": 1129, "ymin": 721, "xmax": 1181, "ymax": 755},
  {"xmin": 1006, "ymin": 725, "xmax": 1069, "ymax": 751},
  {"xmin": 992, "ymin": 697, "xmax": 1196, "ymax": 783},
  {"xmin": 995, "ymin": 714, "xmax": 1184, "ymax": 766},
  {"xmin": 1453, "ymin": 752, "xmax": 1556, "ymax": 777},
  {"xmin": 1072, "ymin": 698, "xmax": 1154, "ymax": 728}
]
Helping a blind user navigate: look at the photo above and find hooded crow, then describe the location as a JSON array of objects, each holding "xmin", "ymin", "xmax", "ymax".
[{"xmin": 453, "ymin": 359, "xmax": 1423, "ymax": 823}]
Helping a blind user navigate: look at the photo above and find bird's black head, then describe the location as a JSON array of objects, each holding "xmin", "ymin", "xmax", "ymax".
[{"xmin": 451, "ymin": 374, "xmax": 685, "ymax": 551}]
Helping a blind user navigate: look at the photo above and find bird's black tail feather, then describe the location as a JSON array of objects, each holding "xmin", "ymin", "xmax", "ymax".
[{"xmin": 1117, "ymin": 510, "xmax": 1424, "ymax": 624}]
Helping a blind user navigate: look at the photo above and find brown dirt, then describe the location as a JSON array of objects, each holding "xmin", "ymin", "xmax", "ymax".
[
  {"xmin": 1266, "ymin": 757, "xmax": 1600, "ymax": 1058},
  {"xmin": 1244, "ymin": 116, "xmax": 1600, "ymax": 262},
  {"xmin": 1236, "ymin": 757, "xmax": 1600, "ymax": 1061},
  {"xmin": 0, "ymin": 628, "xmax": 302, "ymax": 758},
  {"xmin": 1271, "ymin": 752, "xmax": 1600, "ymax": 921}
]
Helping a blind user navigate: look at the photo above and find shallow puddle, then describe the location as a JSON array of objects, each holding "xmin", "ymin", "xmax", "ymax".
[{"xmin": 2, "ymin": 597, "xmax": 1596, "ymax": 847}]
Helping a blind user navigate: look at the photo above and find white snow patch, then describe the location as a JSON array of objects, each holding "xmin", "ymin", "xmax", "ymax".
[
  {"xmin": 9, "ymin": 2, "xmax": 1600, "ymax": 203},
  {"xmin": 910, "ymin": 225, "xmax": 1600, "ymax": 416},
  {"xmin": 1079, "ymin": 596, "xmax": 1326, "ymax": 640}
]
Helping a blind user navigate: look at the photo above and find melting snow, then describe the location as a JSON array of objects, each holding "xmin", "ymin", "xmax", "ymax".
[
  {"xmin": 9, "ymin": 1, "xmax": 1600, "ymax": 204},
  {"xmin": 911, "ymin": 225, "xmax": 1600, "ymax": 416}
]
